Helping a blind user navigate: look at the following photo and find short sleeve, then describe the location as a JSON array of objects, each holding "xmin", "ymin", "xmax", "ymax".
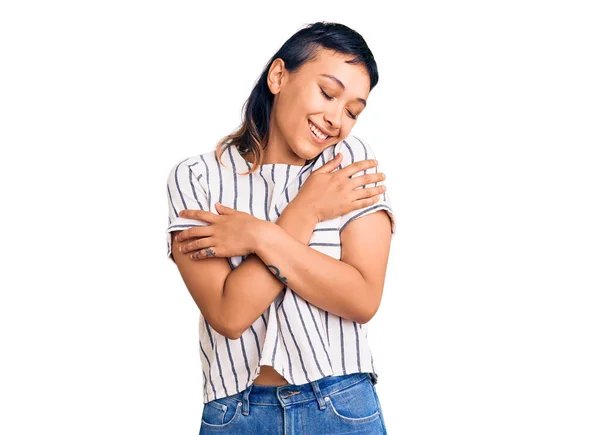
[
  {"xmin": 165, "ymin": 157, "xmax": 211, "ymax": 263},
  {"xmin": 337, "ymin": 136, "xmax": 396, "ymax": 238}
]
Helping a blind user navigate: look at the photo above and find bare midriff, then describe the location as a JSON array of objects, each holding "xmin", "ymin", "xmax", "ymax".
[{"xmin": 253, "ymin": 365, "xmax": 289, "ymax": 386}]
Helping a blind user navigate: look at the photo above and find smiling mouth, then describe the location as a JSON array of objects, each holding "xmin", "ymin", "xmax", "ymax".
[{"xmin": 308, "ymin": 120, "xmax": 332, "ymax": 141}]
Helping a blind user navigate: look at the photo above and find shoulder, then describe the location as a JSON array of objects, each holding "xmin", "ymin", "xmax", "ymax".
[
  {"xmin": 166, "ymin": 150, "xmax": 217, "ymax": 184},
  {"xmin": 332, "ymin": 134, "xmax": 377, "ymax": 166}
]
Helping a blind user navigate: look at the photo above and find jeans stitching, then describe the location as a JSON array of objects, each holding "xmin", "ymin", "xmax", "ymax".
[{"xmin": 324, "ymin": 374, "xmax": 371, "ymax": 398}]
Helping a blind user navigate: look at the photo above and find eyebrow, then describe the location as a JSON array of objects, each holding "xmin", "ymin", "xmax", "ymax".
[{"xmin": 319, "ymin": 74, "xmax": 367, "ymax": 107}]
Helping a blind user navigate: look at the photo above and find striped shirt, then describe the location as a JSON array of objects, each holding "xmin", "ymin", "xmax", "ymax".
[{"xmin": 165, "ymin": 134, "xmax": 396, "ymax": 404}]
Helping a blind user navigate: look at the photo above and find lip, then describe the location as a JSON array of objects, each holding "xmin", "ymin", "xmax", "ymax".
[{"xmin": 308, "ymin": 120, "xmax": 334, "ymax": 144}]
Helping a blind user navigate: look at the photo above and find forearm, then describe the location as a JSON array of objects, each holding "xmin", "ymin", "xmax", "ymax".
[
  {"xmin": 254, "ymin": 222, "xmax": 371, "ymax": 324},
  {"xmin": 221, "ymin": 202, "xmax": 317, "ymax": 337}
]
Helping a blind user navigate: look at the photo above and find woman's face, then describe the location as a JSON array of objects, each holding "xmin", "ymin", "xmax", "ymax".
[{"xmin": 267, "ymin": 47, "xmax": 371, "ymax": 164}]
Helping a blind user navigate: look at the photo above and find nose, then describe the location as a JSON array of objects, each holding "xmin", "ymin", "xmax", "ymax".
[{"xmin": 323, "ymin": 105, "xmax": 343, "ymax": 133}]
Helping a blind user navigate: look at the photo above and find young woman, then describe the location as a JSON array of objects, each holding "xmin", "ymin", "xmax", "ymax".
[{"xmin": 166, "ymin": 21, "xmax": 395, "ymax": 434}]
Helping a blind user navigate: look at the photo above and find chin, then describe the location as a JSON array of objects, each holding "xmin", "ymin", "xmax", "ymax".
[{"xmin": 300, "ymin": 142, "xmax": 324, "ymax": 160}]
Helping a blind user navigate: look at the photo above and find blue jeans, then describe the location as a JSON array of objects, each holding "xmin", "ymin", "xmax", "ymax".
[{"xmin": 199, "ymin": 372, "xmax": 387, "ymax": 434}]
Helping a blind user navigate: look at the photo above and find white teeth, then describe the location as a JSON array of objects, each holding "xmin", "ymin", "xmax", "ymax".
[{"xmin": 309, "ymin": 121, "xmax": 329, "ymax": 140}]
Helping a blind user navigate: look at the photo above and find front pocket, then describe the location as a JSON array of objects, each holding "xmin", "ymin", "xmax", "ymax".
[
  {"xmin": 201, "ymin": 400, "xmax": 243, "ymax": 429},
  {"xmin": 324, "ymin": 377, "xmax": 381, "ymax": 423}
]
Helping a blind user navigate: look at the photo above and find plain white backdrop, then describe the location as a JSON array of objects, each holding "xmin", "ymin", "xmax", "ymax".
[{"xmin": 1, "ymin": 1, "xmax": 599, "ymax": 434}]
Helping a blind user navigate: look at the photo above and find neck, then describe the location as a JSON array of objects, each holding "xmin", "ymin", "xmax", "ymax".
[{"xmin": 238, "ymin": 145, "xmax": 307, "ymax": 166}]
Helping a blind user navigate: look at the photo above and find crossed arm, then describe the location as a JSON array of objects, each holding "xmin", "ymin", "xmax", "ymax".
[{"xmin": 171, "ymin": 202, "xmax": 392, "ymax": 339}]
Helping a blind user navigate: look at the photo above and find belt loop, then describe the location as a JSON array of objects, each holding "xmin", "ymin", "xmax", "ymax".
[
  {"xmin": 242, "ymin": 384, "xmax": 253, "ymax": 415},
  {"xmin": 310, "ymin": 380, "xmax": 326, "ymax": 410},
  {"xmin": 369, "ymin": 372, "xmax": 379, "ymax": 385}
]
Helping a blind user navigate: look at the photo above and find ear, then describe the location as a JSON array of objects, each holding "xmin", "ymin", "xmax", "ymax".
[{"xmin": 267, "ymin": 58, "xmax": 286, "ymax": 95}]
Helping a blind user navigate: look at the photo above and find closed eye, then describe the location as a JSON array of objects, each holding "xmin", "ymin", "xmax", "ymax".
[
  {"xmin": 320, "ymin": 88, "xmax": 333, "ymax": 101},
  {"xmin": 320, "ymin": 88, "xmax": 358, "ymax": 120}
]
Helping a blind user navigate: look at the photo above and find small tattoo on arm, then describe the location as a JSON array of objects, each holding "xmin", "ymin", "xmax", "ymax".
[{"xmin": 266, "ymin": 265, "xmax": 288, "ymax": 284}]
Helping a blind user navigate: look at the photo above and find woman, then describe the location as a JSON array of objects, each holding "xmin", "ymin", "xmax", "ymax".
[{"xmin": 166, "ymin": 21, "xmax": 395, "ymax": 434}]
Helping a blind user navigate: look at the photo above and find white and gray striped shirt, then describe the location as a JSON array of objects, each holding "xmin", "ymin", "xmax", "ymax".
[{"xmin": 165, "ymin": 134, "xmax": 396, "ymax": 404}]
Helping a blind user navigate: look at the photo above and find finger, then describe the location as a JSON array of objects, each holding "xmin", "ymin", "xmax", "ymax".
[
  {"xmin": 179, "ymin": 209, "xmax": 218, "ymax": 223},
  {"xmin": 352, "ymin": 184, "xmax": 386, "ymax": 200},
  {"xmin": 350, "ymin": 195, "xmax": 382, "ymax": 212},
  {"xmin": 337, "ymin": 159, "xmax": 378, "ymax": 178},
  {"xmin": 191, "ymin": 247, "xmax": 218, "ymax": 260},
  {"xmin": 215, "ymin": 202, "xmax": 234, "ymax": 215},
  {"xmin": 312, "ymin": 153, "xmax": 341, "ymax": 174},
  {"xmin": 178, "ymin": 233, "xmax": 211, "ymax": 252},
  {"xmin": 175, "ymin": 225, "xmax": 210, "ymax": 242},
  {"xmin": 349, "ymin": 172, "xmax": 386, "ymax": 189}
]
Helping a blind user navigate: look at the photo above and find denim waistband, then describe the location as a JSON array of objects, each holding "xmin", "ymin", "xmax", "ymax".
[{"xmin": 221, "ymin": 372, "xmax": 375, "ymax": 415}]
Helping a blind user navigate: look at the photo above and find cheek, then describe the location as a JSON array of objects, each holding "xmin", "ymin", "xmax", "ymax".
[
  {"xmin": 282, "ymin": 106, "xmax": 310, "ymax": 136},
  {"xmin": 275, "ymin": 92, "xmax": 304, "ymax": 127},
  {"xmin": 275, "ymin": 107, "xmax": 302, "ymax": 138},
  {"xmin": 341, "ymin": 122, "xmax": 354, "ymax": 135}
]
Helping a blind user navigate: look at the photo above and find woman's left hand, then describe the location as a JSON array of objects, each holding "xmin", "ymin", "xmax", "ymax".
[{"xmin": 176, "ymin": 203, "xmax": 265, "ymax": 260}]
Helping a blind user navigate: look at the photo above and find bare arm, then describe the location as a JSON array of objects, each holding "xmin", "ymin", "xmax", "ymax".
[
  {"xmin": 172, "ymin": 150, "xmax": 390, "ymax": 339},
  {"xmin": 221, "ymin": 201, "xmax": 319, "ymax": 338},
  {"xmin": 222, "ymin": 183, "xmax": 391, "ymax": 336},
  {"xmin": 252, "ymin": 219, "xmax": 381, "ymax": 326}
]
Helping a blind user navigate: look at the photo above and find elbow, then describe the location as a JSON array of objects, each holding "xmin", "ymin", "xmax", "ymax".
[
  {"xmin": 202, "ymin": 303, "xmax": 241, "ymax": 340},
  {"xmin": 223, "ymin": 312, "xmax": 246, "ymax": 340},
  {"xmin": 221, "ymin": 327, "xmax": 242, "ymax": 340},
  {"xmin": 217, "ymin": 280, "xmax": 244, "ymax": 340},
  {"xmin": 355, "ymin": 285, "xmax": 382, "ymax": 325},
  {"xmin": 207, "ymin": 318, "xmax": 241, "ymax": 340},
  {"xmin": 355, "ymin": 307, "xmax": 377, "ymax": 325},
  {"xmin": 226, "ymin": 329, "xmax": 243, "ymax": 340},
  {"xmin": 219, "ymin": 315, "xmax": 243, "ymax": 340},
  {"xmin": 213, "ymin": 299, "xmax": 243, "ymax": 340}
]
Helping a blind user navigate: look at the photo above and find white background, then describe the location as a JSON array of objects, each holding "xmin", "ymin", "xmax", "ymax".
[{"xmin": 1, "ymin": 1, "xmax": 599, "ymax": 434}]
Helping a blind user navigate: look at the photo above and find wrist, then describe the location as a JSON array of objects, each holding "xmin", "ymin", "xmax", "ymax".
[
  {"xmin": 284, "ymin": 200, "xmax": 319, "ymax": 226},
  {"xmin": 250, "ymin": 219, "xmax": 278, "ymax": 254},
  {"xmin": 252, "ymin": 220, "xmax": 281, "ymax": 257}
]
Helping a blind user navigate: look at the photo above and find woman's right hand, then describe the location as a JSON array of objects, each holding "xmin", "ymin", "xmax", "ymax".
[{"xmin": 293, "ymin": 153, "xmax": 386, "ymax": 223}]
